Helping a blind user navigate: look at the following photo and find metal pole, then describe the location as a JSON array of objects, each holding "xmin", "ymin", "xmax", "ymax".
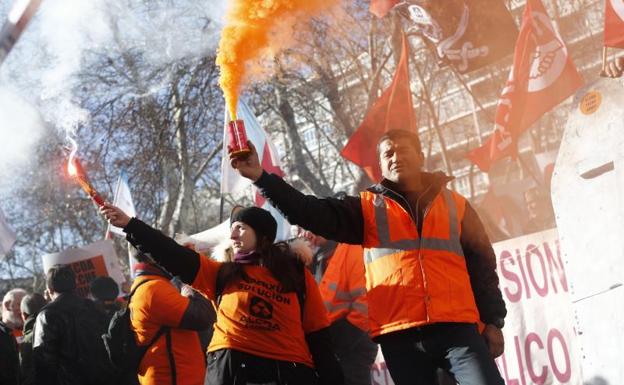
[{"xmin": 0, "ymin": 0, "xmax": 43, "ymax": 66}]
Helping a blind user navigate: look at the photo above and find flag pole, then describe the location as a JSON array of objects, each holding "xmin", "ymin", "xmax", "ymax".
[
  {"xmin": 600, "ymin": 46, "xmax": 609, "ymax": 77},
  {"xmin": 219, "ymin": 195, "xmax": 225, "ymax": 223}
]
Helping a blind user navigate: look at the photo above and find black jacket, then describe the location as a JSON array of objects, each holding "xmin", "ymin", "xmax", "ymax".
[
  {"xmin": 0, "ymin": 320, "xmax": 19, "ymax": 385},
  {"xmin": 33, "ymin": 293, "xmax": 113, "ymax": 385},
  {"xmin": 19, "ymin": 315, "xmax": 37, "ymax": 385},
  {"xmin": 254, "ymin": 170, "xmax": 507, "ymax": 329}
]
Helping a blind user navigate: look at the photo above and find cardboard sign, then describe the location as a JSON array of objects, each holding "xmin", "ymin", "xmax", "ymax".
[{"xmin": 42, "ymin": 239, "xmax": 124, "ymax": 297}]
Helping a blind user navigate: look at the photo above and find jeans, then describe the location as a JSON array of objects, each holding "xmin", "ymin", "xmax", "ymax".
[{"xmin": 378, "ymin": 323, "xmax": 504, "ymax": 385}]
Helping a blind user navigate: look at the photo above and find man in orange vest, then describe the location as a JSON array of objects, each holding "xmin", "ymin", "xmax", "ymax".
[
  {"xmin": 231, "ymin": 129, "xmax": 507, "ymax": 385},
  {"xmin": 300, "ymin": 228, "xmax": 378, "ymax": 385}
]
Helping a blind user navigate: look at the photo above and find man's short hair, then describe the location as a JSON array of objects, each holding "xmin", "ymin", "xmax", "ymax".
[
  {"xmin": 20, "ymin": 293, "xmax": 47, "ymax": 317},
  {"xmin": 89, "ymin": 276, "xmax": 119, "ymax": 302},
  {"xmin": 377, "ymin": 129, "xmax": 422, "ymax": 155},
  {"xmin": 46, "ymin": 264, "xmax": 76, "ymax": 293}
]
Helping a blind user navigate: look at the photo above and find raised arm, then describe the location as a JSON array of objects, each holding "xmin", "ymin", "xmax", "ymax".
[
  {"xmin": 101, "ymin": 204, "xmax": 200, "ymax": 284},
  {"xmin": 230, "ymin": 142, "xmax": 365, "ymax": 245}
]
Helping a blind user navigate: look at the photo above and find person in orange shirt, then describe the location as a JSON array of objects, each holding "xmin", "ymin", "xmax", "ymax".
[
  {"xmin": 102, "ymin": 204, "xmax": 343, "ymax": 385},
  {"xmin": 301, "ymin": 228, "xmax": 378, "ymax": 385},
  {"xmin": 128, "ymin": 249, "xmax": 216, "ymax": 385}
]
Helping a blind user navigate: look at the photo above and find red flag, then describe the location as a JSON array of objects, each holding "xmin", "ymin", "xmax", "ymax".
[
  {"xmin": 605, "ymin": 0, "xmax": 624, "ymax": 48},
  {"xmin": 370, "ymin": 0, "xmax": 399, "ymax": 18},
  {"xmin": 467, "ymin": 0, "xmax": 583, "ymax": 172},
  {"xmin": 341, "ymin": 34, "xmax": 417, "ymax": 181}
]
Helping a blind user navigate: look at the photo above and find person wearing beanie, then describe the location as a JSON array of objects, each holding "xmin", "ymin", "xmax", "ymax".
[{"xmin": 101, "ymin": 203, "xmax": 344, "ymax": 385}]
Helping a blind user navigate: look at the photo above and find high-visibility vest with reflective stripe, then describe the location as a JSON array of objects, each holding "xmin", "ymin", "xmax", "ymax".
[
  {"xmin": 318, "ymin": 243, "xmax": 370, "ymax": 332},
  {"xmin": 360, "ymin": 189, "xmax": 479, "ymax": 338}
]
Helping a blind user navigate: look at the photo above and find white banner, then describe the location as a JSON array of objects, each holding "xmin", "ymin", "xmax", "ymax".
[
  {"xmin": 221, "ymin": 100, "xmax": 269, "ymax": 195},
  {"xmin": 493, "ymin": 229, "xmax": 581, "ymax": 385},
  {"xmin": 369, "ymin": 229, "xmax": 582, "ymax": 385},
  {"xmin": 220, "ymin": 99, "xmax": 291, "ymax": 241},
  {"xmin": 106, "ymin": 171, "xmax": 136, "ymax": 237},
  {"xmin": 42, "ymin": 239, "xmax": 124, "ymax": 298}
]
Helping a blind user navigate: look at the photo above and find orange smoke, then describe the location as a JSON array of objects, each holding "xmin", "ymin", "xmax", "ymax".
[{"xmin": 216, "ymin": 0, "xmax": 339, "ymax": 118}]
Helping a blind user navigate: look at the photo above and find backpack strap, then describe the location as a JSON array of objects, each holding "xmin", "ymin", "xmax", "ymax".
[
  {"xmin": 127, "ymin": 278, "xmax": 154, "ymax": 301},
  {"xmin": 165, "ymin": 329, "xmax": 177, "ymax": 385}
]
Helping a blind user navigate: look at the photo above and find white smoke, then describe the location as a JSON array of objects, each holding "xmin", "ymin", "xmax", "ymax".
[
  {"xmin": 0, "ymin": 88, "xmax": 45, "ymax": 179},
  {"xmin": 0, "ymin": 0, "xmax": 226, "ymax": 183}
]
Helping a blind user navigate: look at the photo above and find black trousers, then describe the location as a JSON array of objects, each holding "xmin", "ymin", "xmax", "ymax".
[
  {"xmin": 205, "ymin": 348, "xmax": 318, "ymax": 385},
  {"xmin": 378, "ymin": 323, "xmax": 504, "ymax": 385},
  {"xmin": 329, "ymin": 318, "xmax": 378, "ymax": 385}
]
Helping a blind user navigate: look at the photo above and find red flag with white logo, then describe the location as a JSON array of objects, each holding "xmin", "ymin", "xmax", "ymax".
[
  {"xmin": 467, "ymin": 0, "xmax": 583, "ymax": 172},
  {"xmin": 221, "ymin": 100, "xmax": 290, "ymax": 240},
  {"xmin": 341, "ymin": 34, "xmax": 417, "ymax": 182},
  {"xmin": 605, "ymin": 0, "xmax": 624, "ymax": 48}
]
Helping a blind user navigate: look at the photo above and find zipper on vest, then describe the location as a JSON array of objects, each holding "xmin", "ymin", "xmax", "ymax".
[
  {"xmin": 418, "ymin": 188, "xmax": 442, "ymax": 324},
  {"xmin": 379, "ymin": 183, "xmax": 440, "ymax": 323},
  {"xmin": 379, "ymin": 184, "xmax": 432, "ymax": 233}
]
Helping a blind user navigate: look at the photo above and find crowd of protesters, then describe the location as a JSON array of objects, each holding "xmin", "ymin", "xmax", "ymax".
[
  {"xmin": 0, "ymin": 126, "xmax": 584, "ymax": 385},
  {"xmin": 1, "ymin": 60, "xmax": 622, "ymax": 384}
]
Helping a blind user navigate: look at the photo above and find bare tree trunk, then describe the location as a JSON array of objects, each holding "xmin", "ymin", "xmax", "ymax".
[
  {"xmin": 274, "ymin": 83, "xmax": 334, "ymax": 196},
  {"xmin": 167, "ymin": 89, "xmax": 195, "ymax": 235}
]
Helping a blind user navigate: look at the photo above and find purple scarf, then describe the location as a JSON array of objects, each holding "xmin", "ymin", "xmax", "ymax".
[{"xmin": 234, "ymin": 250, "xmax": 262, "ymax": 264}]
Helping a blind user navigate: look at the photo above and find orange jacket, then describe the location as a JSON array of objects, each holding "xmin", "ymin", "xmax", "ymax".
[
  {"xmin": 360, "ymin": 189, "xmax": 479, "ymax": 338},
  {"xmin": 317, "ymin": 243, "xmax": 369, "ymax": 332},
  {"xmin": 130, "ymin": 276, "xmax": 206, "ymax": 385}
]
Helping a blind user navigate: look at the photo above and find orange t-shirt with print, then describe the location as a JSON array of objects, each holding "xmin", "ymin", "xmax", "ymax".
[
  {"xmin": 192, "ymin": 256, "xmax": 329, "ymax": 367},
  {"xmin": 130, "ymin": 275, "xmax": 205, "ymax": 385}
]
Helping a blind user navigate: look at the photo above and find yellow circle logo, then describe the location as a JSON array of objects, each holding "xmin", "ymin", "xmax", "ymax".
[{"xmin": 580, "ymin": 91, "xmax": 602, "ymax": 115}]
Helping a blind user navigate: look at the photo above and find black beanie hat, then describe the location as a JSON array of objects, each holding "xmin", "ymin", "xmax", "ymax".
[{"xmin": 231, "ymin": 206, "xmax": 278, "ymax": 243}]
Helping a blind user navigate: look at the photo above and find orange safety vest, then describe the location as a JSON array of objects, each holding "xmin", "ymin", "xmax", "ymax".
[
  {"xmin": 360, "ymin": 188, "xmax": 479, "ymax": 338},
  {"xmin": 317, "ymin": 243, "xmax": 369, "ymax": 332}
]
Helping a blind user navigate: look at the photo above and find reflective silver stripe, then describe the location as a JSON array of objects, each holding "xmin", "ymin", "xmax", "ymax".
[
  {"xmin": 421, "ymin": 238, "xmax": 463, "ymax": 255},
  {"xmin": 323, "ymin": 301, "xmax": 369, "ymax": 316},
  {"xmin": 373, "ymin": 194, "xmax": 391, "ymax": 244},
  {"xmin": 327, "ymin": 282, "xmax": 367, "ymax": 301},
  {"xmin": 365, "ymin": 190, "xmax": 464, "ymax": 264}
]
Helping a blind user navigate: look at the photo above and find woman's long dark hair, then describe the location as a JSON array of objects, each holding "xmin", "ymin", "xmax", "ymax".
[{"xmin": 217, "ymin": 237, "xmax": 304, "ymax": 295}]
